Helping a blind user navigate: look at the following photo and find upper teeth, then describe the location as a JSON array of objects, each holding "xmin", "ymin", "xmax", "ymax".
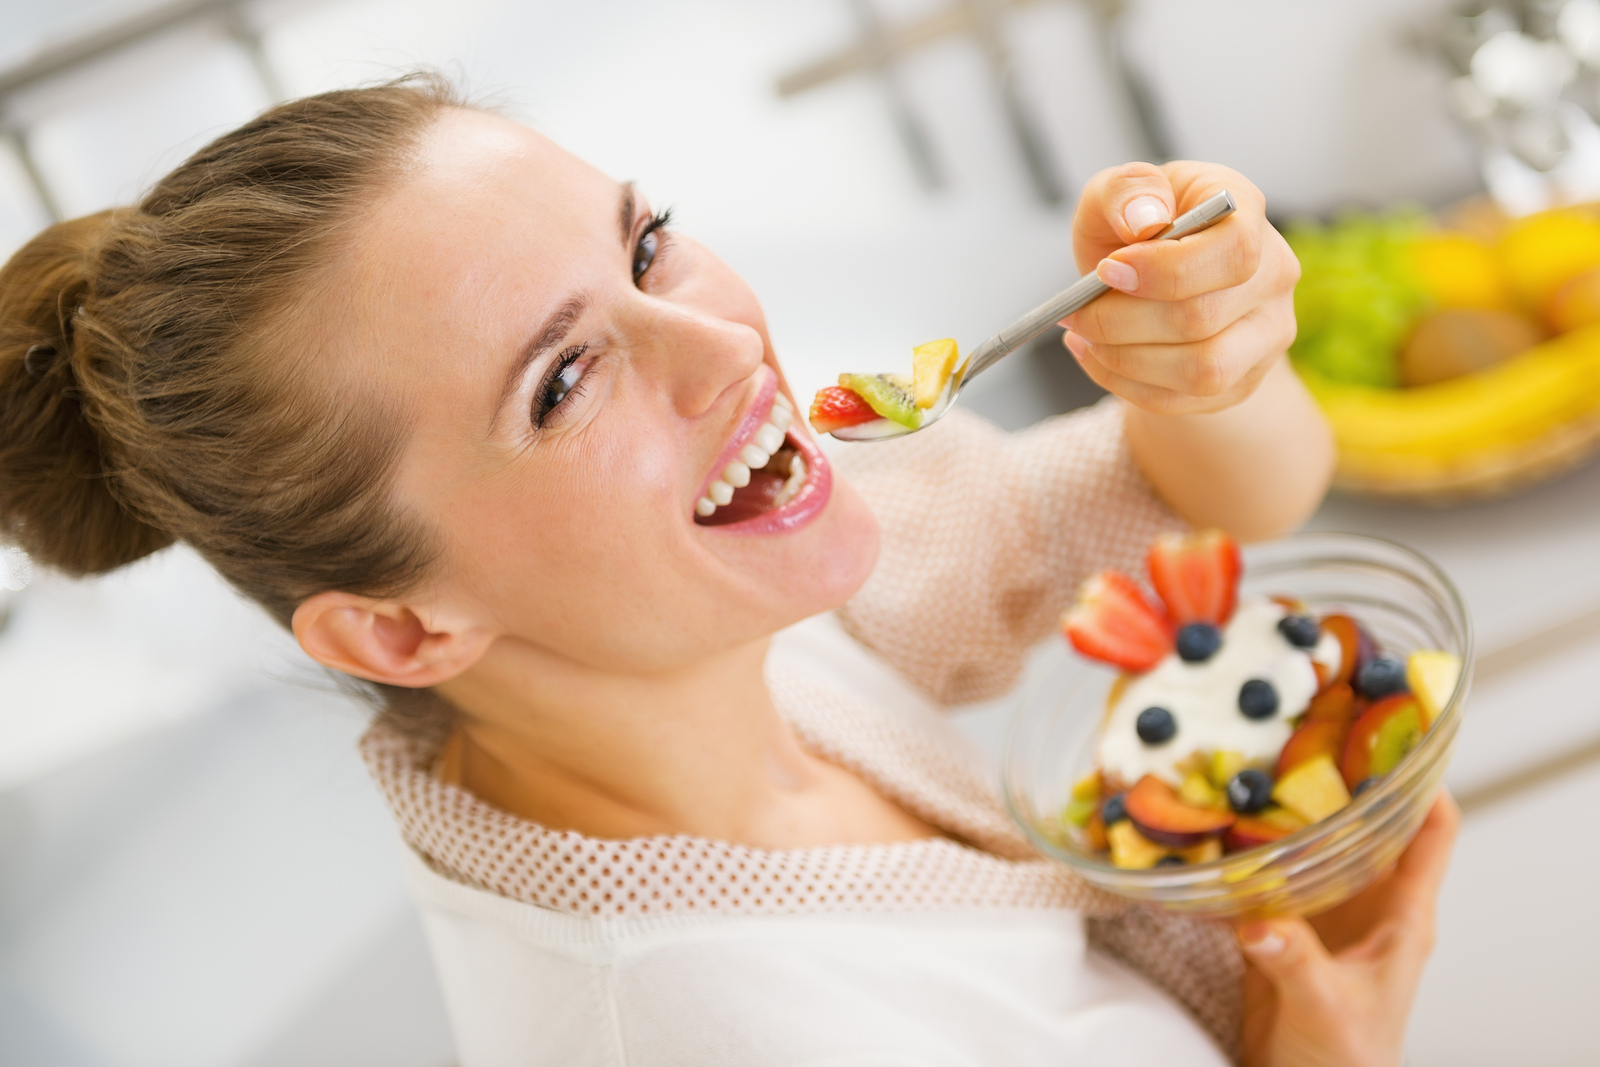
[{"xmin": 695, "ymin": 393, "xmax": 795, "ymax": 518}]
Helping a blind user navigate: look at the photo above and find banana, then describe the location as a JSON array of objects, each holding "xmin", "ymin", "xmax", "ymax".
[
  {"xmin": 1302, "ymin": 323, "xmax": 1600, "ymax": 496},
  {"xmin": 1305, "ymin": 323, "xmax": 1600, "ymax": 457}
]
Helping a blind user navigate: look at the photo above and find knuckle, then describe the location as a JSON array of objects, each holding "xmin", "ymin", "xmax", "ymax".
[
  {"xmin": 1182, "ymin": 345, "xmax": 1229, "ymax": 396},
  {"xmin": 1176, "ymin": 292, "xmax": 1224, "ymax": 340}
]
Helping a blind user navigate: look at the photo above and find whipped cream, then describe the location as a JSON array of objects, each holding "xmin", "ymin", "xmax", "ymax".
[{"xmin": 1096, "ymin": 597, "xmax": 1342, "ymax": 786}]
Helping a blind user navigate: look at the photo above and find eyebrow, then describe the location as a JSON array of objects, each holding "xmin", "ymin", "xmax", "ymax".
[
  {"xmin": 490, "ymin": 294, "xmax": 588, "ymax": 432},
  {"xmin": 618, "ymin": 181, "xmax": 636, "ymax": 249}
]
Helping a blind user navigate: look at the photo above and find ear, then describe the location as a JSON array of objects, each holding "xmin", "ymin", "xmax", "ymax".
[{"xmin": 291, "ymin": 591, "xmax": 496, "ymax": 688}]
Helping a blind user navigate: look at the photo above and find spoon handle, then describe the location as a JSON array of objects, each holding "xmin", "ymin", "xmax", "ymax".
[{"xmin": 961, "ymin": 189, "xmax": 1238, "ymax": 383}]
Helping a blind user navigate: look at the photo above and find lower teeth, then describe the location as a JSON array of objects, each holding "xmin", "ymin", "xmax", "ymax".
[{"xmin": 772, "ymin": 455, "xmax": 806, "ymax": 508}]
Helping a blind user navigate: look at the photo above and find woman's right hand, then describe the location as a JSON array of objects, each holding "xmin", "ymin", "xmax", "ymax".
[{"xmin": 1235, "ymin": 792, "xmax": 1460, "ymax": 1067}]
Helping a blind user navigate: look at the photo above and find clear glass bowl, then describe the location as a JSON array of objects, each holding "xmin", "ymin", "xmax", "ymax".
[{"xmin": 1001, "ymin": 533, "xmax": 1472, "ymax": 919}]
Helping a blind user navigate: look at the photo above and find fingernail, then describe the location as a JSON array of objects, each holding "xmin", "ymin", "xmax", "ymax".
[
  {"xmin": 1124, "ymin": 195, "xmax": 1171, "ymax": 236},
  {"xmin": 1097, "ymin": 258, "xmax": 1138, "ymax": 293},
  {"xmin": 1241, "ymin": 926, "xmax": 1286, "ymax": 958},
  {"xmin": 1062, "ymin": 330, "xmax": 1090, "ymax": 361}
]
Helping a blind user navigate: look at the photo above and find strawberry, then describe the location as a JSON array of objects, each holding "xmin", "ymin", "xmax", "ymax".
[
  {"xmin": 808, "ymin": 385, "xmax": 878, "ymax": 434},
  {"xmin": 1146, "ymin": 529, "xmax": 1243, "ymax": 626},
  {"xmin": 1062, "ymin": 571, "xmax": 1174, "ymax": 672}
]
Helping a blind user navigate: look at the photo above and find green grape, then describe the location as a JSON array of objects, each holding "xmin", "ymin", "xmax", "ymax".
[{"xmin": 1285, "ymin": 210, "xmax": 1432, "ymax": 387}]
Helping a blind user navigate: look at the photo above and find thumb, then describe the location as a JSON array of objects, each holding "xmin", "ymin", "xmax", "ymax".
[
  {"xmin": 1073, "ymin": 162, "xmax": 1177, "ymax": 269},
  {"xmin": 1237, "ymin": 918, "xmax": 1334, "ymax": 1002}
]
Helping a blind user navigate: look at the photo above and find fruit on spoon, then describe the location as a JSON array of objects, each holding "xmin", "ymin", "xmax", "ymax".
[
  {"xmin": 837, "ymin": 373, "xmax": 922, "ymax": 430},
  {"xmin": 809, "ymin": 385, "xmax": 878, "ymax": 434},
  {"xmin": 911, "ymin": 338, "xmax": 959, "ymax": 408}
]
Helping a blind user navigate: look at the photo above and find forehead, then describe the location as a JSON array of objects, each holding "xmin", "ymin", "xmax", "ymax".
[
  {"xmin": 381, "ymin": 108, "xmax": 619, "ymax": 264},
  {"xmin": 316, "ymin": 110, "xmax": 621, "ymax": 388}
]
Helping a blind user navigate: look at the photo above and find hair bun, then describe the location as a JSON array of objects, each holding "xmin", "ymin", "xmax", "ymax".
[{"xmin": 1, "ymin": 211, "xmax": 174, "ymax": 575}]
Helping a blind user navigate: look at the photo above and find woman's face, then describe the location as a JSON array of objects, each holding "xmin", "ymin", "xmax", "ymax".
[{"xmin": 325, "ymin": 108, "xmax": 879, "ymax": 675}]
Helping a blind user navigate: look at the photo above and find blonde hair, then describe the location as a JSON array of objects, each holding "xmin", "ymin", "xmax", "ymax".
[{"xmin": 0, "ymin": 75, "xmax": 464, "ymax": 732}]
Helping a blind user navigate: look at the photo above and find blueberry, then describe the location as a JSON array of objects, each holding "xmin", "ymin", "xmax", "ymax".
[
  {"xmin": 1278, "ymin": 614, "xmax": 1321, "ymax": 649},
  {"xmin": 1353, "ymin": 776, "xmax": 1382, "ymax": 797},
  {"xmin": 1356, "ymin": 657, "xmax": 1409, "ymax": 700},
  {"xmin": 1102, "ymin": 793, "xmax": 1128, "ymax": 826},
  {"xmin": 1175, "ymin": 621, "xmax": 1223, "ymax": 663},
  {"xmin": 1226, "ymin": 769, "xmax": 1274, "ymax": 813},
  {"xmin": 1238, "ymin": 679, "xmax": 1280, "ymax": 719},
  {"xmin": 1154, "ymin": 855, "xmax": 1186, "ymax": 867},
  {"xmin": 1136, "ymin": 706, "xmax": 1178, "ymax": 745}
]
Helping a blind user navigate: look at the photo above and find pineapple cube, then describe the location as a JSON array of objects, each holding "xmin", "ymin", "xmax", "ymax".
[
  {"xmin": 1179, "ymin": 771, "xmax": 1226, "ymax": 811},
  {"xmin": 1209, "ymin": 750, "xmax": 1249, "ymax": 791},
  {"xmin": 1179, "ymin": 837, "xmax": 1223, "ymax": 864},
  {"xmin": 1107, "ymin": 820, "xmax": 1169, "ymax": 869},
  {"xmin": 1071, "ymin": 770, "xmax": 1102, "ymax": 802},
  {"xmin": 911, "ymin": 338, "xmax": 959, "ymax": 409},
  {"xmin": 1272, "ymin": 754, "xmax": 1351, "ymax": 824},
  {"xmin": 1407, "ymin": 650, "xmax": 1461, "ymax": 728},
  {"xmin": 1258, "ymin": 806, "xmax": 1310, "ymax": 834}
]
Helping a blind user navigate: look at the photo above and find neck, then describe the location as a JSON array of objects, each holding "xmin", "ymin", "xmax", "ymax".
[{"xmin": 436, "ymin": 636, "xmax": 882, "ymax": 845}]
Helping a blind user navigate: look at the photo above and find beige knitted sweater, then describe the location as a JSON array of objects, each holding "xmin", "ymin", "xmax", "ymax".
[{"xmin": 362, "ymin": 400, "xmax": 1245, "ymax": 1060}]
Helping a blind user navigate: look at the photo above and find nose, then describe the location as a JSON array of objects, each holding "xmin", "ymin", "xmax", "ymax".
[{"xmin": 634, "ymin": 299, "xmax": 767, "ymax": 419}]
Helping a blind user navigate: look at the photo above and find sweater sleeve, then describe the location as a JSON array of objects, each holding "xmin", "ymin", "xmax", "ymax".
[{"xmin": 832, "ymin": 398, "xmax": 1185, "ymax": 706}]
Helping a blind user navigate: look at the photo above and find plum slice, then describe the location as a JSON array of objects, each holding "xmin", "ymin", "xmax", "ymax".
[{"xmin": 1125, "ymin": 774, "xmax": 1235, "ymax": 848}]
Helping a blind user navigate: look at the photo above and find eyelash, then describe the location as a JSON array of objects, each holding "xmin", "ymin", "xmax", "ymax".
[
  {"xmin": 633, "ymin": 208, "xmax": 672, "ymax": 283},
  {"xmin": 533, "ymin": 209, "xmax": 672, "ymax": 428}
]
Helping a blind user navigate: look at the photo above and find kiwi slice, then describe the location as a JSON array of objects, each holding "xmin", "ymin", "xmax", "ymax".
[{"xmin": 839, "ymin": 373, "xmax": 922, "ymax": 430}]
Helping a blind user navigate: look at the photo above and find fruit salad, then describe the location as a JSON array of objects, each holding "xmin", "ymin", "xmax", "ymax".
[
  {"xmin": 1057, "ymin": 530, "xmax": 1462, "ymax": 870},
  {"xmin": 808, "ymin": 338, "xmax": 960, "ymax": 435}
]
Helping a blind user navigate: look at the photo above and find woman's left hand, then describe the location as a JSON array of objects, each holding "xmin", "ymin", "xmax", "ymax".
[
  {"xmin": 1061, "ymin": 161, "xmax": 1300, "ymax": 416},
  {"xmin": 1234, "ymin": 792, "xmax": 1461, "ymax": 1067}
]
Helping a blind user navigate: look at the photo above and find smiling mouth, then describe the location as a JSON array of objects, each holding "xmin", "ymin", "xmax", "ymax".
[{"xmin": 693, "ymin": 393, "xmax": 808, "ymax": 526}]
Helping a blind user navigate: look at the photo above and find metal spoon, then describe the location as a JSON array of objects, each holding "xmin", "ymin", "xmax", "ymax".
[{"xmin": 829, "ymin": 189, "xmax": 1239, "ymax": 442}]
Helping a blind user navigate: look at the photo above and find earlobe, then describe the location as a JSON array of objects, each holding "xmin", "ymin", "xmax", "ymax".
[{"xmin": 292, "ymin": 592, "xmax": 495, "ymax": 687}]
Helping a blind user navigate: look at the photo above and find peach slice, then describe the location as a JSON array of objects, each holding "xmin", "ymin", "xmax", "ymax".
[
  {"xmin": 1304, "ymin": 681, "xmax": 1360, "ymax": 724},
  {"xmin": 1125, "ymin": 774, "xmax": 1236, "ymax": 848},
  {"xmin": 1276, "ymin": 719, "xmax": 1350, "ymax": 779},
  {"xmin": 1320, "ymin": 615, "xmax": 1366, "ymax": 686},
  {"xmin": 1225, "ymin": 815, "xmax": 1297, "ymax": 852}
]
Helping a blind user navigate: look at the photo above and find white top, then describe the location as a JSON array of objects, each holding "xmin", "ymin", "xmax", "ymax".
[{"xmin": 364, "ymin": 403, "xmax": 1243, "ymax": 1065}]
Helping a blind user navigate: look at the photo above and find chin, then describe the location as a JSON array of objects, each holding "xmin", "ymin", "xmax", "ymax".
[{"xmin": 774, "ymin": 473, "xmax": 881, "ymax": 619}]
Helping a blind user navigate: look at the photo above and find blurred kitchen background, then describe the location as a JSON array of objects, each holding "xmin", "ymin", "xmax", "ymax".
[{"xmin": 1, "ymin": 1, "xmax": 1597, "ymax": 1064}]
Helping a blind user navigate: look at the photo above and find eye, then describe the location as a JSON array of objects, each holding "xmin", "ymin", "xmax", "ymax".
[
  {"xmin": 536, "ymin": 346, "xmax": 588, "ymax": 425},
  {"xmin": 632, "ymin": 208, "xmax": 672, "ymax": 284}
]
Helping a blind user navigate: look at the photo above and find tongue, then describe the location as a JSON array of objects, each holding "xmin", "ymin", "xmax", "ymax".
[{"xmin": 698, "ymin": 448, "xmax": 796, "ymax": 526}]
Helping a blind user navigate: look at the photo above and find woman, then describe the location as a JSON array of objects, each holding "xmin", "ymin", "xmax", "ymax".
[{"xmin": 0, "ymin": 77, "xmax": 1455, "ymax": 1065}]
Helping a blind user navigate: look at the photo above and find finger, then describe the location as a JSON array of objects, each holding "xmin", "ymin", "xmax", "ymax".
[
  {"xmin": 1065, "ymin": 300, "xmax": 1294, "ymax": 398},
  {"xmin": 1073, "ymin": 162, "xmax": 1178, "ymax": 268},
  {"xmin": 1068, "ymin": 229, "xmax": 1297, "ymax": 346},
  {"xmin": 1072, "ymin": 341, "xmax": 1276, "ymax": 415},
  {"xmin": 1393, "ymin": 791, "xmax": 1461, "ymax": 904},
  {"xmin": 1098, "ymin": 211, "xmax": 1265, "ymax": 303},
  {"xmin": 1236, "ymin": 918, "xmax": 1338, "ymax": 1008}
]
